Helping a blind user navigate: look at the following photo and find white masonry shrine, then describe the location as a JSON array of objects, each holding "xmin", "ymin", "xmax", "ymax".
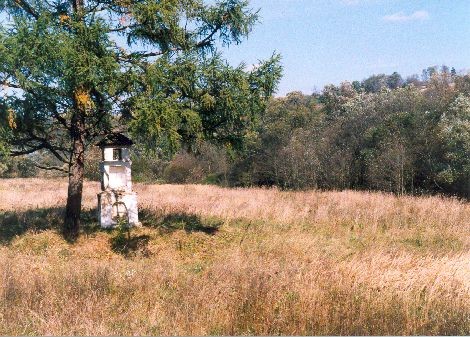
[{"xmin": 96, "ymin": 133, "xmax": 140, "ymax": 228}]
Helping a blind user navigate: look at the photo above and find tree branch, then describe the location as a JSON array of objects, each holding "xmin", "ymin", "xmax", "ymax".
[
  {"xmin": 125, "ymin": 23, "xmax": 223, "ymax": 59},
  {"xmin": 11, "ymin": 132, "xmax": 70, "ymax": 163},
  {"xmin": 51, "ymin": 110, "xmax": 70, "ymax": 130},
  {"xmin": 13, "ymin": 0, "xmax": 39, "ymax": 19},
  {"xmin": 109, "ymin": 24, "xmax": 137, "ymax": 33},
  {"xmin": 10, "ymin": 146, "xmax": 43, "ymax": 156},
  {"xmin": 32, "ymin": 163, "xmax": 68, "ymax": 173},
  {"xmin": 128, "ymin": 49, "xmax": 172, "ymax": 59},
  {"xmin": 0, "ymin": 79, "xmax": 22, "ymax": 89},
  {"xmin": 42, "ymin": 142, "xmax": 69, "ymax": 163},
  {"xmin": 195, "ymin": 23, "xmax": 223, "ymax": 49},
  {"xmin": 72, "ymin": 0, "xmax": 84, "ymax": 13}
]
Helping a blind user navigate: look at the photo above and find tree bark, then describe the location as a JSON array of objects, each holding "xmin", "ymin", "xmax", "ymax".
[
  {"xmin": 63, "ymin": 109, "xmax": 86, "ymax": 239},
  {"xmin": 64, "ymin": 0, "xmax": 86, "ymax": 239},
  {"xmin": 72, "ymin": 0, "xmax": 84, "ymax": 13}
]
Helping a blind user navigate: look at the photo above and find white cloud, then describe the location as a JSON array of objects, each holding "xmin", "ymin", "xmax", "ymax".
[{"xmin": 383, "ymin": 10, "xmax": 429, "ymax": 22}]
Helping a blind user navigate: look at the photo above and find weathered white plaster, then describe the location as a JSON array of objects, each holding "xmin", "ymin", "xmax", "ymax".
[
  {"xmin": 100, "ymin": 161, "xmax": 132, "ymax": 192},
  {"xmin": 97, "ymin": 144, "xmax": 140, "ymax": 228},
  {"xmin": 97, "ymin": 190, "xmax": 139, "ymax": 228}
]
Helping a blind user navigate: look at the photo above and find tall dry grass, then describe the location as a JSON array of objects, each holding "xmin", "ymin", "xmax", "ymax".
[{"xmin": 0, "ymin": 178, "xmax": 469, "ymax": 335}]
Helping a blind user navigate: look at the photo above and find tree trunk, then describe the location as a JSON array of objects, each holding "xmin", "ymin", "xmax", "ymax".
[{"xmin": 63, "ymin": 110, "xmax": 86, "ymax": 239}]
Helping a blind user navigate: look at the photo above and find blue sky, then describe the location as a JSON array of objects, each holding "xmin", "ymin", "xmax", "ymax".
[{"xmin": 220, "ymin": 0, "xmax": 470, "ymax": 96}]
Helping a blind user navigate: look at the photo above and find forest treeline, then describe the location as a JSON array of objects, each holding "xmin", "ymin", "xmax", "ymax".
[{"xmin": 2, "ymin": 66, "xmax": 469, "ymax": 198}]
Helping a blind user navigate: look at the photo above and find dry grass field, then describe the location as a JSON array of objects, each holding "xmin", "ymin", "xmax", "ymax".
[{"xmin": 0, "ymin": 178, "xmax": 469, "ymax": 335}]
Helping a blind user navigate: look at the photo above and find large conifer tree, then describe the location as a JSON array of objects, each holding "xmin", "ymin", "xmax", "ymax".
[{"xmin": 0, "ymin": 0, "xmax": 282, "ymax": 237}]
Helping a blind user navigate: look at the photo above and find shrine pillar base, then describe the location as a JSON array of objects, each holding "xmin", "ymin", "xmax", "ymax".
[{"xmin": 97, "ymin": 190, "xmax": 140, "ymax": 228}]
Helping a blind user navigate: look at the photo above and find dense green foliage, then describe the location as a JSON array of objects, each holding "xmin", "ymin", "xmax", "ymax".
[
  {"xmin": 0, "ymin": 2, "xmax": 467, "ymax": 201},
  {"xmin": 232, "ymin": 69, "xmax": 469, "ymax": 198},
  {"xmin": 0, "ymin": 0, "xmax": 281, "ymax": 234},
  {"xmin": 0, "ymin": 0, "xmax": 281, "ymax": 161},
  {"xmin": 90, "ymin": 67, "xmax": 467, "ymax": 198},
  {"xmin": 3, "ymin": 67, "xmax": 468, "ymax": 198}
]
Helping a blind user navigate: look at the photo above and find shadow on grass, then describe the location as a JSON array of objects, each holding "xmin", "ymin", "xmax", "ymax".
[
  {"xmin": 110, "ymin": 209, "xmax": 221, "ymax": 257},
  {"xmin": 110, "ymin": 233, "xmax": 151, "ymax": 257},
  {"xmin": 1, "ymin": 206, "xmax": 221, "ymax": 257},
  {"xmin": 139, "ymin": 209, "xmax": 222, "ymax": 235},
  {"xmin": 0, "ymin": 207, "xmax": 100, "ymax": 244}
]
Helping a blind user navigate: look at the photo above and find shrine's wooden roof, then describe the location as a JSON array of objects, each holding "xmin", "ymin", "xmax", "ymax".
[{"xmin": 96, "ymin": 133, "xmax": 133, "ymax": 147}]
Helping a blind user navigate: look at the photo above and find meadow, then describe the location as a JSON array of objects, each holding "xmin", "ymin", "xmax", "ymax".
[{"xmin": 0, "ymin": 178, "xmax": 469, "ymax": 335}]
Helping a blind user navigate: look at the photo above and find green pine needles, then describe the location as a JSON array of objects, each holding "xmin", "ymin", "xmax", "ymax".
[{"xmin": 0, "ymin": 0, "xmax": 282, "ymax": 235}]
